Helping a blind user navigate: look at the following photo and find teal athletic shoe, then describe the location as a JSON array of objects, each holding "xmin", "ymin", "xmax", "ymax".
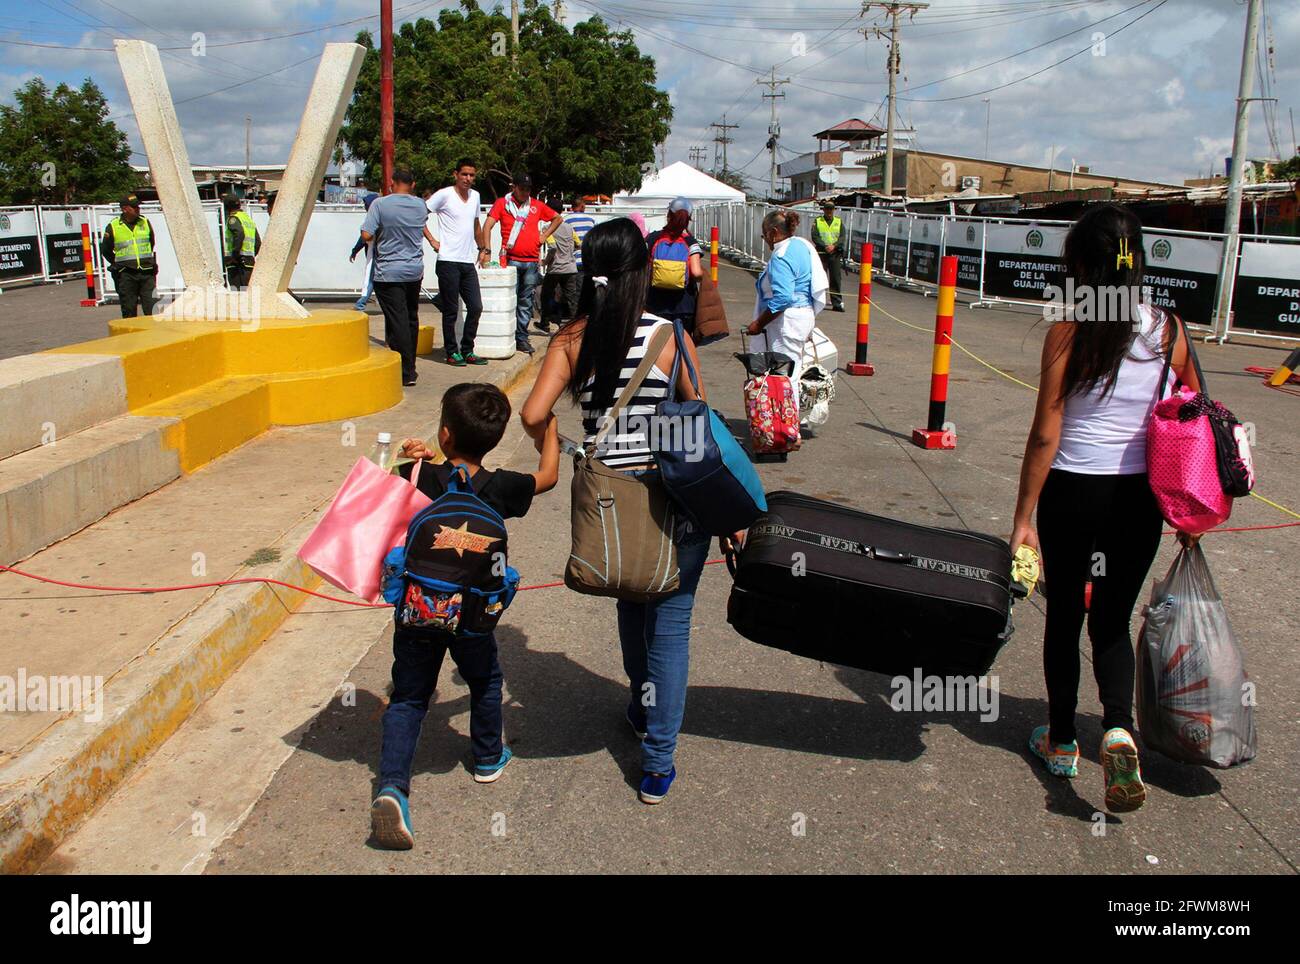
[
  {"xmin": 1101, "ymin": 728, "xmax": 1146, "ymax": 813},
  {"xmin": 370, "ymin": 786, "xmax": 414, "ymax": 850},
  {"xmin": 473, "ymin": 745, "xmax": 513, "ymax": 784},
  {"xmin": 1029, "ymin": 725, "xmax": 1079, "ymax": 778}
]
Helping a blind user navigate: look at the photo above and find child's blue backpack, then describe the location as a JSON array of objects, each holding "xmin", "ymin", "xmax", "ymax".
[{"xmin": 380, "ymin": 464, "xmax": 520, "ymax": 637}]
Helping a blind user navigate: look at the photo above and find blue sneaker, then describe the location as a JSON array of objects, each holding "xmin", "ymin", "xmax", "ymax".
[
  {"xmin": 473, "ymin": 745, "xmax": 513, "ymax": 784},
  {"xmin": 370, "ymin": 786, "xmax": 413, "ymax": 850},
  {"xmin": 639, "ymin": 767, "xmax": 676, "ymax": 805},
  {"xmin": 625, "ymin": 705, "xmax": 647, "ymax": 740}
]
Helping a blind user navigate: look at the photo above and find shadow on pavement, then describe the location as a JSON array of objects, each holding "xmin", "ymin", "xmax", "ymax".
[{"xmin": 286, "ymin": 621, "xmax": 1222, "ymax": 821}]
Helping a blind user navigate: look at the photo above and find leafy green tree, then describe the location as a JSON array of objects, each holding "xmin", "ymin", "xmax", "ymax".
[
  {"xmin": 0, "ymin": 77, "xmax": 135, "ymax": 205},
  {"xmin": 339, "ymin": 1, "xmax": 672, "ymax": 200},
  {"xmin": 1272, "ymin": 154, "xmax": 1300, "ymax": 182}
]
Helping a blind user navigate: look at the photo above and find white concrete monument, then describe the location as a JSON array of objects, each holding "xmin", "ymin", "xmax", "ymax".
[{"xmin": 115, "ymin": 40, "xmax": 365, "ymax": 322}]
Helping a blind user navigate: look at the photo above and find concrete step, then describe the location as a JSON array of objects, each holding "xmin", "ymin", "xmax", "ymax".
[
  {"xmin": 0, "ymin": 354, "xmax": 128, "ymax": 461},
  {"xmin": 0, "ymin": 414, "xmax": 181, "ymax": 564},
  {"xmin": 133, "ymin": 377, "xmax": 270, "ymax": 474}
]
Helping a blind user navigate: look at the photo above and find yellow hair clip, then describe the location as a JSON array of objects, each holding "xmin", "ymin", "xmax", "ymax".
[{"xmin": 1116, "ymin": 237, "xmax": 1134, "ymax": 271}]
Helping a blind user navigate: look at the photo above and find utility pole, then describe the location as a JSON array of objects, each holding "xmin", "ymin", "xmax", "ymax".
[
  {"xmin": 982, "ymin": 98, "xmax": 991, "ymax": 159},
  {"xmin": 710, "ymin": 116, "xmax": 739, "ymax": 178},
  {"xmin": 757, "ymin": 67, "xmax": 790, "ymax": 200},
  {"xmin": 553, "ymin": 0, "xmax": 563, "ymax": 22},
  {"xmin": 511, "ymin": 0, "xmax": 520, "ymax": 63},
  {"xmin": 380, "ymin": 0, "xmax": 394, "ymax": 194},
  {"xmin": 1212, "ymin": 0, "xmax": 1262, "ymax": 339},
  {"xmin": 864, "ymin": 2, "xmax": 928, "ymax": 197},
  {"xmin": 688, "ymin": 146, "xmax": 707, "ymax": 168},
  {"xmin": 244, "ymin": 115, "xmax": 251, "ymax": 180}
]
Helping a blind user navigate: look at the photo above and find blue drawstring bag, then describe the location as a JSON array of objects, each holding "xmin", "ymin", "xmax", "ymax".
[{"xmin": 654, "ymin": 320, "xmax": 767, "ymax": 536}]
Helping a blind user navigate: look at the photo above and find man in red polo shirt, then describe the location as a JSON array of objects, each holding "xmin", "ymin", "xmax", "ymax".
[{"xmin": 482, "ymin": 172, "xmax": 563, "ymax": 354}]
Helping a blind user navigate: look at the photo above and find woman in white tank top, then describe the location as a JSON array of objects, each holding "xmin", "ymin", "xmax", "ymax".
[
  {"xmin": 1009, "ymin": 204, "xmax": 1200, "ymax": 815},
  {"xmin": 519, "ymin": 218, "xmax": 744, "ymax": 806}
]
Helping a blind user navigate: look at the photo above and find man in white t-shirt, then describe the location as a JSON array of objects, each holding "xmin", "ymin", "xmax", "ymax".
[{"xmin": 427, "ymin": 159, "xmax": 491, "ymax": 366}]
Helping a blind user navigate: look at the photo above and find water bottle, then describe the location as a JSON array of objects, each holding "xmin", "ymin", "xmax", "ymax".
[{"xmin": 368, "ymin": 432, "xmax": 394, "ymax": 472}]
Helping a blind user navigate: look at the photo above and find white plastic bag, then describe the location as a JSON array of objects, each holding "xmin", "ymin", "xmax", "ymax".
[{"xmin": 1136, "ymin": 545, "xmax": 1257, "ymax": 768}]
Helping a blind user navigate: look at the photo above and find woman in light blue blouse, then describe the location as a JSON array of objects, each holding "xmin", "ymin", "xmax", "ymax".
[{"xmin": 746, "ymin": 209, "xmax": 825, "ymax": 367}]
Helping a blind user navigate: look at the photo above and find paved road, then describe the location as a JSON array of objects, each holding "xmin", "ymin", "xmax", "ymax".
[{"xmin": 50, "ymin": 263, "xmax": 1300, "ymax": 873}]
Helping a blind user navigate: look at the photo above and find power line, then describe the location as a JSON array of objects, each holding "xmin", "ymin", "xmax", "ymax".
[{"xmin": 897, "ymin": 0, "xmax": 1169, "ymax": 102}]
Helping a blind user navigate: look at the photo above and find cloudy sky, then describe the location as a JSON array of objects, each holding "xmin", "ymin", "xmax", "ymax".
[{"xmin": 1, "ymin": 0, "xmax": 1296, "ymax": 191}]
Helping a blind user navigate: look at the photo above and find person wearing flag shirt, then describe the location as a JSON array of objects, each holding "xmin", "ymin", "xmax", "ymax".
[
  {"xmin": 644, "ymin": 197, "xmax": 705, "ymax": 335},
  {"xmin": 482, "ymin": 173, "xmax": 562, "ymax": 354}
]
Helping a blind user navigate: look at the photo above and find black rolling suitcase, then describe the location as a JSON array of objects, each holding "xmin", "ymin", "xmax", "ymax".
[{"xmin": 726, "ymin": 491, "xmax": 1015, "ymax": 677}]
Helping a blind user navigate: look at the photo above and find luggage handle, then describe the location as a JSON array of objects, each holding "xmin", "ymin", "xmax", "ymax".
[{"xmin": 869, "ymin": 546, "xmax": 914, "ymax": 564}]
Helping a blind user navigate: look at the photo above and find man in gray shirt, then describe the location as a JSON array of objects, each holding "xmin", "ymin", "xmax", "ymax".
[
  {"xmin": 361, "ymin": 169, "xmax": 438, "ymax": 386},
  {"xmin": 537, "ymin": 218, "xmax": 579, "ymax": 334}
]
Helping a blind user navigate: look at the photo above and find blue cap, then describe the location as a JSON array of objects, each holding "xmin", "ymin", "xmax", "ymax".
[{"xmin": 668, "ymin": 196, "xmax": 692, "ymax": 214}]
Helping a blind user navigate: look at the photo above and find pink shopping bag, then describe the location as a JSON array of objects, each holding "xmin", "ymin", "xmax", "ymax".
[{"xmin": 298, "ymin": 457, "xmax": 431, "ymax": 602}]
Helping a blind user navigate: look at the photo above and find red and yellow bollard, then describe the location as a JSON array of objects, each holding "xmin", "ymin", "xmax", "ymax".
[
  {"xmin": 846, "ymin": 242, "xmax": 875, "ymax": 376},
  {"xmin": 912, "ymin": 255, "xmax": 958, "ymax": 450},
  {"xmin": 79, "ymin": 222, "xmax": 97, "ymax": 307},
  {"xmin": 709, "ymin": 226, "xmax": 719, "ymax": 284}
]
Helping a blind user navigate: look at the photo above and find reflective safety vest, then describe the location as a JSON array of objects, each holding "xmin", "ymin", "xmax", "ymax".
[
  {"xmin": 225, "ymin": 210, "xmax": 258, "ymax": 262},
  {"xmin": 814, "ymin": 216, "xmax": 842, "ymax": 248},
  {"xmin": 108, "ymin": 216, "xmax": 154, "ymax": 270}
]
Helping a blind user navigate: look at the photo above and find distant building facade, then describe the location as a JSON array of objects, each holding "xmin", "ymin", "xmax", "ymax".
[{"xmin": 778, "ymin": 117, "xmax": 1179, "ymax": 203}]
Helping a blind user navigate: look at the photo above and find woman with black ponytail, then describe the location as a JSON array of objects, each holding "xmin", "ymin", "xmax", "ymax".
[
  {"xmin": 521, "ymin": 217, "xmax": 740, "ymax": 805},
  {"xmin": 1009, "ymin": 204, "xmax": 1201, "ymax": 814}
]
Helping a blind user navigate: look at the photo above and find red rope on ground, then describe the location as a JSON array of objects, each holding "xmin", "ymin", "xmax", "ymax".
[
  {"xmin": 0, "ymin": 526, "xmax": 1289, "ymax": 608},
  {"xmin": 1244, "ymin": 366, "xmax": 1300, "ymax": 396},
  {"xmin": 0, "ymin": 557, "xmax": 735, "ymax": 607}
]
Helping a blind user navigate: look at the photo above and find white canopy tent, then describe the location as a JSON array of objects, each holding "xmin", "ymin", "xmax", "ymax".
[{"xmin": 612, "ymin": 162, "xmax": 745, "ymax": 209}]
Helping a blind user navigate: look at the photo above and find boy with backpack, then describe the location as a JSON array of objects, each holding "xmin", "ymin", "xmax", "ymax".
[{"xmin": 369, "ymin": 383, "xmax": 559, "ymax": 850}]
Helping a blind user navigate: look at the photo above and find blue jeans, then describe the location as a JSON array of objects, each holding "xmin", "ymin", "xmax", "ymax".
[
  {"xmin": 379, "ymin": 625, "xmax": 503, "ymax": 794},
  {"xmin": 616, "ymin": 516, "xmax": 711, "ymax": 774},
  {"xmin": 509, "ymin": 259, "xmax": 540, "ymax": 345},
  {"xmin": 354, "ymin": 256, "xmax": 374, "ymax": 310}
]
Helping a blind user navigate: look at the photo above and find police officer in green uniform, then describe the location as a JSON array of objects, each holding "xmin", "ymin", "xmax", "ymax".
[
  {"xmin": 222, "ymin": 193, "xmax": 261, "ymax": 289},
  {"xmin": 812, "ymin": 199, "xmax": 845, "ymax": 312},
  {"xmin": 100, "ymin": 193, "xmax": 158, "ymax": 318}
]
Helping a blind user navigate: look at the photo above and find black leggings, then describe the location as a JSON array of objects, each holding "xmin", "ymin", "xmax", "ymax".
[{"xmin": 1038, "ymin": 469, "xmax": 1163, "ymax": 745}]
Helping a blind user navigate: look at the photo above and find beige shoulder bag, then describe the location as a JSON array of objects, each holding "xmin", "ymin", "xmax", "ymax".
[{"xmin": 565, "ymin": 323, "xmax": 680, "ymax": 602}]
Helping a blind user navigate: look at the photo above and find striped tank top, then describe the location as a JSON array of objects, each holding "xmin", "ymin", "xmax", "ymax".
[{"xmin": 580, "ymin": 314, "xmax": 673, "ymax": 469}]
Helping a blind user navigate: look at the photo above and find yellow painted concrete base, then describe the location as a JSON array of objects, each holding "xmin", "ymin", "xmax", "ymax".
[{"xmin": 47, "ymin": 310, "xmax": 401, "ymax": 472}]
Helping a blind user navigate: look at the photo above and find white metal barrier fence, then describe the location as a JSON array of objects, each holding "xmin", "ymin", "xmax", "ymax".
[
  {"xmin": 0, "ymin": 205, "xmax": 95, "ymax": 289},
  {"xmin": 81, "ymin": 201, "xmax": 668, "ymax": 301},
  {"xmin": 694, "ymin": 202, "xmax": 1300, "ymax": 344}
]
